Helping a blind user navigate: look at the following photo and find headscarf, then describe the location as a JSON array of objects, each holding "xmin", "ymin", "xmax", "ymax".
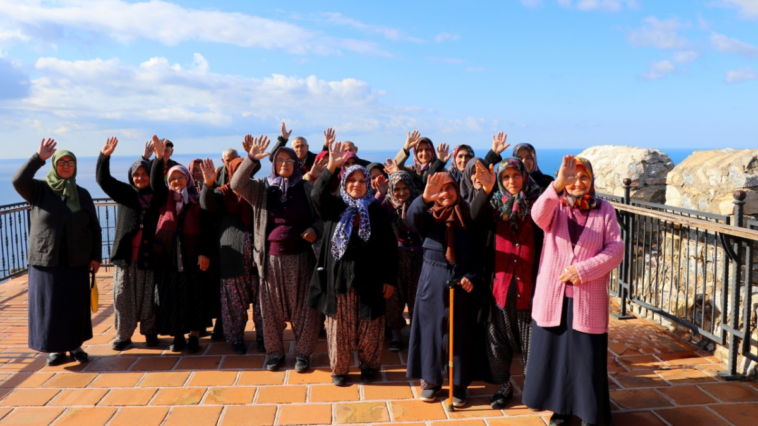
[
  {"xmin": 266, "ymin": 147, "xmax": 303, "ymax": 202},
  {"xmin": 337, "ymin": 152, "xmax": 360, "ymax": 180},
  {"xmin": 166, "ymin": 164, "xmax": 200, "ymax": 213},
  {"xmin": 448, "ymin": 144, "xmax": 475, "ymax": 183},
  {"xmin": 459, "ymin": 157, "xmax": 484, "ymax": 207},
  {"xmin": 560, "ymin": 157, "xmax": 600, "ymax": 210},
  {"xmin": 187, "ymin": 158, "xmax": 204, "ymax": 191},
  {"xmin": 366, "ymin": 162, "xmax": 387, "ymax": 178},
  {"xmin": 512, "ymin": 143, "xmax": 554, "ymax": 191},
  {"xmin": 331, "ymin": 165, "xmax": 374, "ymax": 261},
  {"xmin": 428, "ymin": 172, "xmax": 468, "ymax": 265},
  {"xmin": 128, "ymin": 158, "xmax": 153, "ymax": 194},
  {"xmin": 45, "ymin": 150, "xmax": 80, "ymax": 212},
  {"xmin": 219, "ymin": 157, "xmax": 254, "ymax": 228},
  {"xmin": 489, "ymin": 158, "xmax": 541, "ymax": 230},
  {"xmin": 386, "ymin": 170, "xmax": 418, "ymax": 224},
  {"xmin": 413, "ymin": 137, "xmax": 437, "ymax": 173}
]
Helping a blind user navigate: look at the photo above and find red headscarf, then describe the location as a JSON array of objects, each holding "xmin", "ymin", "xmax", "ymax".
[
  {"xmin": 428, "ymin": 172, "xmax": 468, "ymax": 265},
  {"xmin": 219, "ymin": 157, "xmax": 253, "ymax": 228}
]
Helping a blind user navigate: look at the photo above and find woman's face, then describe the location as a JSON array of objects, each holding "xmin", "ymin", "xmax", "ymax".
[
  {"xmin": 132, "ymin": 166, "xmax": 149, "ymax": 189},
  {"xmin": 566, "ymin": 167, "xmax": 592, "ymax": 197},
  {"xmin": 345, "ymin": 170, "xmax": 368, "ymax": 199},
  {"xmin": 437, "ymin": 183, "xmax": 458, "ymax": 207},
  {"xmin": 455, "ymin": 149, "xmax": 473, "ymax": 172},
  {"xmin": 416, "ymin": 142, "xmax": 434, "ymax": 164},
  {"xmin": 55, "ymin": 155, "xmax": 76, "ymax": 179},
  {"xmin": 191, "ymin": 165, "xmax": 203, "ymax": 183},
  {"xmin": 516, "ymin": 148, "xmax": 535, "ymax": 173},
  {"xmin": 393, "ymin": 180, "xmax": 411, "ymax": 203},
  {"xmin": 168, "ymin": 170, "xmax": 187, "ymax": 192},
  {"xmin": 500, "ymin": 167, "xmax": 524, "ymax": 196},
  {"xmin": 344, "ymin": 157, "xmax": 358, "ymax": 169},
  {"xmin": 369, "ymin": 168, "xmax": 384, "ymax": 188},
  {"xmin": 470, "ymin": 162, "xmax": 483, "ymax": 190},
  {"xmin": 275, "ymin": 151, "xmax": 295, "ymax": 178}
]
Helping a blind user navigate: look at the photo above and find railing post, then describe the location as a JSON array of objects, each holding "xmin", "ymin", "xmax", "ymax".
[
  {"xmin": 613, "ymin": 178, "xmax": 635, "ymax": 320},
  {"xmin": 718, "ymin": 190, "xmax": 746, "ymax": 380}
]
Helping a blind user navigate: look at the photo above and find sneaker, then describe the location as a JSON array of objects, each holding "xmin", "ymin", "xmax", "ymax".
[
  {"xmin": 294, "ymin": 358, "xmax": 309, "ymax": 373},
  {"xmin": 256, "ymin": 335, "xmax": 266, "ymax": 353},
  {"xmin": 70, "ymin": 350, "xmax": 89, "ymax": 364},
  {"xmin": 232, "ymin": 342, "xmax": 247, "ymax": 355},
  {"xmin": 360, "ymin": 368, "xmax": 376, "ymax": 383},
  {"xmin": 332, "ymin": 375, "xmax": 347, "ymax": 386},
  {"xmin": 186, "ymin": 335, "xmax": 201, "ymax": 354},
  {"xmin": 145, "ymin": 333, "xmax": 159, "ymax": 347},
  {"xmin": 549, "ymin": 414, "xmax": 571, "ymax": 426},
  {"xmin": 389, "ymin": 340, "xmax": 402, "ymax": 352},
  {"xmin": 112, "ymin": 339, "xmax": 131, "ymax": 351},
  {"xmin": 266, "ymin": 356, "xmax": 284, "ymax": 371},
  {"xmin": 452, "ymin": 386, "xmax": 467, "ymax": 408},
  {"xmin": 46, "ymin": 352, "xmax": 67, "ymax": 366},
  {"xmin": 170, "ymin": 335, "xmax": 186, "ymax": 352},
  {"xmin": 419, "ymin": 386, "xmax": 441, "ymax": 402}
]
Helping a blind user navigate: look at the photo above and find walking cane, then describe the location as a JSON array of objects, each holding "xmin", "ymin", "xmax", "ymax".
[{"xmin": 447, "ymin": 278, "xmax": 457, "ymax": 411}]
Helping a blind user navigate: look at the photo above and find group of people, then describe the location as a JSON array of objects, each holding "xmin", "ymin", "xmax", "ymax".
[{"xmin": 13, "ymin": 124, "xmax": 623, "ymax": 426}]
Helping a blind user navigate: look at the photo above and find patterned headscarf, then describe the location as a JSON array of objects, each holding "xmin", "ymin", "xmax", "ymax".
[
  {"xmin": 45, "ymin": 150, "xmax": 80, "ymax": 212},
  {"xmin": 448, "ymin": 145, "xmax": 475, "ymax": 183},
  {"xmin": 413, "ymin": 137, "xmax": 437, "ymax": 172},
  {"xmin": 267, "ymin": 147, "xmax": 303, "ymax": 202},
  {"xmin": 429, "ymin": 172, "xmax": 468, "ymax": 265},
  {"xmin": 489, "ymin": 158, "xmax": 541, "ymax": 229},
  {"xmin": 561, "ymin": 157, "xmax": 600, "ymax": 210},
  {"xmin": 386, "ymin": 170, "xmax": 418, "ymax": 224},
  {"xmin": 166, "ymin": 164, "xmax": 200, "ymax": 213},
  {"xmin": 512, "ymin": 143, "xmax": 542, "ymax": 174},
  {"xmin": 331, "ymin": 165, "xmax": 374, "ymax": 261}
]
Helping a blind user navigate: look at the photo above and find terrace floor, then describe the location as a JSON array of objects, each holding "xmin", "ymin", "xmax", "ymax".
[{"xmin": 0, "ymin": 271, "xmax": 756, "ymax": 426}]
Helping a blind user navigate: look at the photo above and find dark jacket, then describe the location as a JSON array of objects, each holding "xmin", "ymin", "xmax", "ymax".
[
  {"xmin": 13, "ymin": 153, "xmax": 102, "ymax": 268},
  {"xmin": 96, "ymin": 154, "xmax": 164, "ymax": 269},
  {"xmin": 308, "ymin": 168, "xmax": 398, "ymax": 320}
]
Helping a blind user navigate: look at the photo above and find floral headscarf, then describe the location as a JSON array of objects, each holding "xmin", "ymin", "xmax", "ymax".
[
  {"xmin": 267, "ymin": 147, "xmax": 303, "ymax": 202},
  {"xmin": 448, "ymin": 145, "xmax": 475, "ymax": 183},
  {"xmin": 331, "ymin": 165, "xmax": 374, "ymax": 261},
  {"xmin": 512, "ymin": 143, "xmax": 554, "ymax": 191},
  {"xmin": 386, "ymin": 170, "xmax": 418, "ymax": 225},
  {"xmin": 489, "ymin": 157, "xmax": 541, "ymax": 230},
  {"xmin": 413, "ymin": 137, "xmax": 437, "ymax": 173},
  {"xmin": 560, "ymin": 157, "xmax": 600, "ymax": 210}
]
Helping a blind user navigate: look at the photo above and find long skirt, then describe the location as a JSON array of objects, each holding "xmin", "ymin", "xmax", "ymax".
[
  {"xmin": 326, "ymin": 288, "xmax": 385, "ymax": 376},
  {"xmin": 385, "ymin": 248, "xmax": 423, "ymax": 331},
  {"xmin": 260, "ymin": 252, "xmax": 323, "ymax": 358},
  {"xmin": 154, "ymin": 268, "xmax": 205, "ymax": 337},
  {"xmin": 28, "ymin": 265, "xmax": 93, "ymax": 353},
  {"xmin": 113, "ymin": 263, "xmax": 156, "ymax": 341},
  {"xmin": 219, "ymin": 234, "xmax": 262, "ymax": 344},
  {"xmin": 484, "ymin": 278, "xmax": 531, "ymax": 388},
  {"xmin": 522, "ymin": 297, "xmax": 611, "ymax": 425}
]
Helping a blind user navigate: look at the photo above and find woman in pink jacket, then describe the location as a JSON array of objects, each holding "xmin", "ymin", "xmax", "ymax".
[{"xmin": 522, "ymin": 155, "xmax": 623, "ymax": 426}]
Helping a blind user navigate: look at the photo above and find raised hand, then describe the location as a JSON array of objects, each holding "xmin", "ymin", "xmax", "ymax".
[
  {"xmin": 437, "ymin": 143, "xmax": 451, "ymax": 163},
  {"xmin": 383, "ymin": 158, "xmax": 398, "ymax": 175},
  {"xmin": 250, "ymin": 135, "xmax": 271, "ymax": 161},
  {"xmin": 327, "ymin": 142, "xmax": 351, "ymax": 173},
  {"xmin": 475, "ymin": 162, "xmax": 496, "ymax": 195},
  {"xmin": 242, "ymin": 134, "xmax": 253, "ymax": 154},
  {"xmin": 37, "ymin": 138, "xmax": 57, "ymax": 161},
  {"xmin": 101, "ymin": 137, "xmax": 118, "ymax": 157},
  {"xmin": 324, "ymin": 128, "xmax": 336, "ymax": 146},
  {"xmin": 152, "ymin": 135, "xmax": 165, "ymax": 159},
  {"xmin": 492, "ymin": 131, "xmax": 510, "ymax": 155},
  {"xmin": 308, "ymin": 156, "xmax": 328, "ymax": 181},
  {"xmin": 422, "ymin": 172, "xmax": 445, "ymax": 203},
  {"xmin": 201, "ymin": 158, "xmax": 217, "ymax": 187},
  {"xmin": 404, "ymin": 130, "xmax": 421, "ymax": 151},
  {"xmin": 374, "ymin": 175, "xmax": 389, "ymax": 195},
  {"xmin": 554, "ymin": 155, "xmax": 577, "ymax": 193},
  {"xmin": 281, "ymin": 122, "xmax": 293, "ymax": 140},
  {"xmin": 142, "ymin": 140, "xmax": 154, "ymax": 159}
]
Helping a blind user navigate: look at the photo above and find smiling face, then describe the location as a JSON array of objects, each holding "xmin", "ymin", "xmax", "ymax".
[
  {"xmin": 55, "ymin": 155, "xmax": 76, "ymax": 179},
  {"xmin": 392, "ymin": 180, "xmax": 411, "ymax": 203},
  {"xmin": 437, "ymin": 182, "xmax": 458, "ymax": 207},
  {"xmin": 343, "ymin": 141, "xmax": 358, "ymax": 154},
  {"xmin": 132, "ymin": 166, "xmax": 149, "ymax": 189},
  {"xmin": 190, "ymin": 165, "xmax": 203, "ymax": 183},
  {"xmin": 416, "ymin": 141, "xmax": 434, "ymax": 164},
  {"xmin": 168, "ymin": 170, "xmax": 187, "ymax": 192},
  {"xmin": 470, "ymin": 171, "xmax": 483, "ymax": 190},
  {"xmin": 516, "ymin": 147, "xmax": 535, "ymax": 173},
  {"xmin": 275, "ymin": 151, "xmax": 295, "ymax": 178},
  {"xmin": 345, "ymin": 170, "xmax": 368, "ymax": 199},
  {"xmin": 292, "ymin": 138, "xmax": 309, "ymax": 161},
  {"xmin": 455, "ymin": 148, "xmax": 473, "ymax": 172},
  {"xmin": 566, "ymin": 166, "xmax": 592, "ymax": 197},
  {"xmin": 500, "ymin": 167, "xmax": 524, "ymax": 196},
  {"xmin": 369, "ymin": 168, "xmax": 384, "ymax": 188}
]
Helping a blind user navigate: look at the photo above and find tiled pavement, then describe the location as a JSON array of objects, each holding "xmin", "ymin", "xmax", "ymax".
[{"xmin": 0, "ymin": 272, "xmax": 757, "ymax": 426}]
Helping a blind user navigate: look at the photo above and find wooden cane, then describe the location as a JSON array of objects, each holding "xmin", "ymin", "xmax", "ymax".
[{"xmin": 447, "ymin": 279, "xmax": 456, "ymax": 411}]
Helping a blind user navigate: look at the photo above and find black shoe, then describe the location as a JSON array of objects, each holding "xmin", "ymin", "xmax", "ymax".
[
  {"xmin": 232, "ymin": 342, "xmax": 247, "ymax": 355},
  {"xmin": 170, "ymin": 335, "xmax": 186, "ymax": 352},
  {"xmin": 549, "ymin": 413, "xmax": 571, "ymax": 426},
  {"xmin": 112, "ymin": 339, "xmax": 131, "ymax": 351},
  {"xmin": 266, "ymin": 356, "xmax": 284, "ymax": 371},
  {"xmin": 145, "ymin": 334, "xmax": 159, "ymax": 347},
  {"xmin": 490, "ymin": 383, "xmax": 513, "ymax": 409},
  {"xmin": 70, "ymin": 350, "xmax": 89, "ymax": 364},
  {"xmin": 294, "ymin": 358, "xmax": 309, "ymax": 373},
  {"xmin": 452, "ymin": 386, "xmax": 467, "ymax": 408},
  {"xmin": 419, "ymin": 386, "xmax": 441, "ymax": 402},
  {"xmin": 211, "ymin": 322, "xmax": 225, "ymax": 341},
  {"xmin": 256, "ymin": 336, "xmax": 266, "ymax": 353},
  {"xmin": 186, "ymin": 335, "xmax": 200, "ymax": 354},
  {"xmin": 389, "ymin": 340, "xmax": 402, "ymax": 352},
  {"xmin": 46, "ymin": 352, "xmax": 67, "ymax": 366},
  {"xmin": 360, "ymin": 368, "xmax": 376, "ymax": 383},
  {"xmin": 332, "ymin": 375, "xmax": 347, "ymax": 386}
]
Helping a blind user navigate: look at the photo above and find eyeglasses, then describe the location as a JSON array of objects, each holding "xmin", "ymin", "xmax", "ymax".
[
  {"xmin": 275, "ymin": 159, "xmax": 296, "ymax": 165},
  {"xmin": 56, "ymin": 160, "xmax": 76, "ymax": 167}
]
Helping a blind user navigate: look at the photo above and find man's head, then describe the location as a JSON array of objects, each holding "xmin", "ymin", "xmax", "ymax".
[
  {"xmin": 163, "ymin": 140, "xmax": 174, "ymax": 163},
  {"xmin": 292, "ymin": 137, "xmax": 309, "ymax": 161},
  {"xmin": 342, "ymin": 141, "xmax": 358, "ymax": 154},
  {"xmin": 222, "ymin": 148, "xmax": 239, "ymax": 169}
]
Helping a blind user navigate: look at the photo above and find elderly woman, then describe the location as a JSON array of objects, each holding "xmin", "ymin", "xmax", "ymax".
[
  {"xmin": 308, "ymin": 142, "xmax": 398, "ymax": 386},
  {"xmin": 512, "ymin": 143, "xmax": 554, "ymax": 192},
  {"xmin": 96, "ymin": 137, "xmax": 162, "ymax": 350},
  {"xmin": 231, "ymin": 135, "xmax": 324, "ymax": 373},
  {"xmin": 471, "ymin": 158, "xmax": 543, "ymax": 408},
  {"xmin": 522, "ymin": 156, "xmax": 624, "ymax": 426},
  {"xmin": 447, "ymin": 145, "xmax": 475, "ymax": 183},
  {"xmin": 406, "ymin": 172, "xmax": 485, "ymax": 407},
  {"xmin": 150, "ymin": 137, "xmax": 211, "ymax": 354},
  {"xmin": 12, "ymin": 139, "xmax": 102, "ymax": 365},
  {"xmin": 393, "ymin": 130, "xmax": 446, "ymax": 191}
]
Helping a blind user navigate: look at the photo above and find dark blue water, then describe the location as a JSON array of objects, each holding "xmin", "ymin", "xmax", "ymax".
[{"xmin": 0, "ymin": 148, "xmax": 695, "ymax": 206}]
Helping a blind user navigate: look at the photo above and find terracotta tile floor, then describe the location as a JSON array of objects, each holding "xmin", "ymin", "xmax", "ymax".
[{"xmin": 0, "ymin": 271, "xmax": 756, "ymax": 425}]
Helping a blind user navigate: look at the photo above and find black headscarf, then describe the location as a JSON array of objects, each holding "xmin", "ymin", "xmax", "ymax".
[
  {"xmin": 459, "ymin": 157, "xmax": 484, "ymax": 207},
  {"xmin": 128, "ymin": 158, "xmax": 153, "ymax": 195}
]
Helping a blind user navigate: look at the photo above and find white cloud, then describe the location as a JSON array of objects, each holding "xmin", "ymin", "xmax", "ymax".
[
  {"xmin": 320, "ymin": 12, "xmax": 412, "ymax": 42},
  {"xmin": 674, "ymin": 50, "xmax": 700, "ymax": 63},
  {"xmin": 715, "ymin": 0, "xmax": 758, "ymax": 20},
  {"xmin": 434, "ymin": 33, "xmax": 460, "ymax": 43},
  {"xmin": 0, "ymin": 0, "xmax": 391, "ymax": 57},
  {"xmin": 557, "ymin": 0, "xmax": 638, "ymax": 12},
  {"xmin": 642, "ymin": 60, "xmax": 677, "ymax": 80},
  {"xmin": 726, "ymin": 67, "xmax": 757, "ymax": 83},
  {"xmin": 710, "ymin": 32, "xmax": 758, "ymax": 58},
  {"xmin": 627, "ymin": 17, "xmax": 690, "ymax": 49}
]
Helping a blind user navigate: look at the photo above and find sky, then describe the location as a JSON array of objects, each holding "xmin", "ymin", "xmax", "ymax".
[{"xmin": 0, "ymin": 0, "xmax": 756, "ymax": 159}]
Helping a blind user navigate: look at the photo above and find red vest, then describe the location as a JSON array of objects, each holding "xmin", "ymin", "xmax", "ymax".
[{"xmin": 493, "ymin": 218, "xmax": 535, "ymax": 311}]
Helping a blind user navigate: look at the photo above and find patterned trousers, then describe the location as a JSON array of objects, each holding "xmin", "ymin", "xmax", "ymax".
[
  {"xmin": 385, "ymin": 248, "xmax": 423, "ymax": 331},
  {"xmin": 220, "ymin": 234, "xmax": 262, "ymax": 345},
  {"xmin": 326, "ymin": 289, "xmax": 385, "ymax": 376},
  {"xmin": 113, "ymin": 263, "xmax": 157, "ymax": 341}
]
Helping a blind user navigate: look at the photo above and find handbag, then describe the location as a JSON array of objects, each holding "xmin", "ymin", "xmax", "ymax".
[{"xmin": 90, "ymin": 269, "xmax": 99, "ymax": 313}]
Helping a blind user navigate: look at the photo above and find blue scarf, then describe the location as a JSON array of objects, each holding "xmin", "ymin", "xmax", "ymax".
[{"xmin": 331, "ymin": 165, "xmax": 373, "ymax": 260}]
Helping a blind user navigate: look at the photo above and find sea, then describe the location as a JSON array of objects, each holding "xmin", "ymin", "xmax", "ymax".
[{"xmin": 0, "ymin": 149, "xmax": 695, "ymax": 206}]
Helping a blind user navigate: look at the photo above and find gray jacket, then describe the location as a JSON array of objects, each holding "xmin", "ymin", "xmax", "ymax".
[{"xmin": 12, "ymin": 153, "xmax": 103, "ymax": 268}]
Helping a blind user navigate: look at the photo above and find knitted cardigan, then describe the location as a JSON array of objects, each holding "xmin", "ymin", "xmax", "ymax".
[{"xmin": 530, "ymin": 183, "xmax": 624, "ymax": 334}]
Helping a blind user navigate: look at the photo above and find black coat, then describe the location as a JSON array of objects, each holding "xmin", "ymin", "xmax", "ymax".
[
  {"xmin": 12, "ymin": 153, "xmax": 102, "ymax": 268},
  {"xmin": 95, "ymin": 154, "xmax": 165, "ymax": 269},
  {"xmin": 308, "ymin": 168, "xmax": 398, "ymax": 320}
]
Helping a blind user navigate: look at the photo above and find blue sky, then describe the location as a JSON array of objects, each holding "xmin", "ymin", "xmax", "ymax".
[{"xmin": 0, "ymin": 0, "xmax": 756, "ymax": 159}]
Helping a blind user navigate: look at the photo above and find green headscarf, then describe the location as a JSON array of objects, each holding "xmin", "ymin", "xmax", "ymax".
[{"xmin": 45, "ymin": 150, "xmax": 80, "ymax": 213}]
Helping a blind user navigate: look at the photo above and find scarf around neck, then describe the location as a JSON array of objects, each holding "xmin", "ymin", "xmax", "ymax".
[
  {"xmin": 331, "ymin": 165, "xmax": 374, "ymax": 261},
  {"xmin": 428, "ymin": 172, "xmax": 468, "ymax": 265},
  {"xmin": 413, "ymin": 137, "xmax": 437, "ymax": 173},
  {"xmin": 267, "ymin": 147, "xmax": 303, "ymax": 202},
  {"xmin": 45, "ymin": 150, "xmax": 80, "ymax": 212},
  {"xmin": 560, "ymin": 157, "xmax": 601, "ymax": 211},
  {"xmin": 490, "ymin": 157, "xmax": 541, "ymax": 230}
]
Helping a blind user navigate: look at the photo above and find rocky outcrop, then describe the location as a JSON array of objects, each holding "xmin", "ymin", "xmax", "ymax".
[
  {"xmin": 577, "ymin": 145, "xmax": 674, "ymax": 203},
  {"xmin": 666, "ymin": 149, "xmax": 758, "ymax": 216}
]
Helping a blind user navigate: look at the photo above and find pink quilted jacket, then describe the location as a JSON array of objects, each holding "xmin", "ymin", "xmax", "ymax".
[{"xmin": 531, "ymin": 183, "xmax": 624, "ymax": 334}]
